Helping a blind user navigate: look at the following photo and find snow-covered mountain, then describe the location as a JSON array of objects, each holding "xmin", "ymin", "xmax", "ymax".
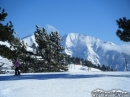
[
  {"xmin": 1, "ymin": 33, "xmax": 130, "ymax": 71},
  {"xmin": 61, "ymin": 33, "xmax": 130, "ymax": 71},
  {"xmin": 21, "ymin": 33, "xmax": 130, "ymax": 71},
  {"xmin": 22, "ymin": 34, "xmax": 37, "ymax": 47}
]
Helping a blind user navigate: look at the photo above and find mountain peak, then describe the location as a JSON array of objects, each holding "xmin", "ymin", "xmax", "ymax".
[
  {"xmin": 22, "ymin": 34, "xmax": 36, "ymax": 47},
  {"xmin": 22, "ymin": 34, "xmax": 34, "ymax": 40}
]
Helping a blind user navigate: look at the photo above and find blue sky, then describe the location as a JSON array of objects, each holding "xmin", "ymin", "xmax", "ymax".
[{"xmin": 0, "ymin": 0, "xmax": 130, "ymax": 45}]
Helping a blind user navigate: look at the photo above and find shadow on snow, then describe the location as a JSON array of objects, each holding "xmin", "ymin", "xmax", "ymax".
[{"xmin": 0, "ymin": 73, "xmax": 130, "ymax": 81}]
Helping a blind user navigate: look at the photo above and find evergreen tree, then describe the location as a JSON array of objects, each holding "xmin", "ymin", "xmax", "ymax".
[
  {"xmin": 75, "ymin": 57, "xmax": 80, "ymax": 65},
  {"xmin": 101, "ymin": 64, "xmax": 106, "ymax": 71},
  {"xmin": 65, "ymin": 55, "xmax": 71, "ymax": 65},
  {"xmin": 97, "ymin": 64, "xmax": 101, "ymax": 69},
  {"xmin": 0, "ymin": 7, "xmax": 33, "ymax": 73},
  {"xmin": 34, "ymin": 25, "xmax": 68, "ymax": 72},
  {"xmin": 0, "ymin": 7, "xmax": 16, "ymax": 59},
  {"xmin": 0, "ymin": 7, "xmax": 25, "ymax": 58},
  {"xmin": 116, "ymin": 17, "xmax": 130, "ymax": 42},
  {"xmin": 84, "ymin": 60, "xmax": 92, "ymax": 67},
  {"xmin": 70, "ymin": 57, "xmax": 75, "ymax": 64}
]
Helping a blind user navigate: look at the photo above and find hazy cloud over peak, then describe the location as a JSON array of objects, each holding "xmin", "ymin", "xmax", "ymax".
[{"xmin": 45, "ymin": 24, "xmax": 59, "ymax": 33}]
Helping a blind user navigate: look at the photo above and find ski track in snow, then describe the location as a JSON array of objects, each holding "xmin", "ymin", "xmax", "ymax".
[{"xmin": 0, "ymin": 65, "xmax": 130, "ymax": 97}]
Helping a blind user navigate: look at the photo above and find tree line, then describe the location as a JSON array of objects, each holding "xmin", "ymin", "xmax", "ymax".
[{"xmin": 66, "ymin": 57, "xmax": 113, "ymax": 71}]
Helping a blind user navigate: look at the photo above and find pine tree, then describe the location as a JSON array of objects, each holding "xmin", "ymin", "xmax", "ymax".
[
  {"xmin": 101, "ymin": 64, "xmax": 106, "ymax": 71},
  {"xmin": 0, "ymin": 7, "xmax": 23, "ymax": 61},
  {"xmin": 0, "ymin": 7, "xmax": 33, "ymax": 73},
  {"xmin": 34, "ymin": 25, "xmax": 68, "ymax": 72},
  {"xmin": 0, "ymin": 7, "xmax": 16, "ymax": 59},
  {"xmin": 116, "ymin": 17, "xmax": 130, "ymax": 42},
  {"xmin": 97, "ymin": 64, "xmax": 101, "ymax": 69}
]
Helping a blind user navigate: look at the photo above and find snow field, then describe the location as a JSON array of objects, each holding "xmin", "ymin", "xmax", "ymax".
[{"xmin": 0, "ymin": 65, "xmax": 130, "ymax": 97}]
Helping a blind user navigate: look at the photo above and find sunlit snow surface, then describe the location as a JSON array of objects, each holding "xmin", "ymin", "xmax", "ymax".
[{"xmin": 0, "ymin": 65, "xmax": 130, "ymax": 97}]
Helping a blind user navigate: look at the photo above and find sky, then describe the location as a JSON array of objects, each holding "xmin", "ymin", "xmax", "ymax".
[{"xmin": 0, "ymin": 0, "xmax": 130, "ymax": 45}]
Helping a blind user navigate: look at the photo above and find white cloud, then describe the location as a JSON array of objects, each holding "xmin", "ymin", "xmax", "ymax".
[
  {"xmin": 45, "ymin": 24, "xmax": 59, "ymax": 33},
  {"xmin": 120, "ymin": 44, "xmax": 130, "ymax": 54},
  {"xmin": 101, "ymin": 43, "xmax": 130, "ymax": 55},
  {"xmin": 101, "ymin": 43, "xmax": 120, "ymax": 51}
]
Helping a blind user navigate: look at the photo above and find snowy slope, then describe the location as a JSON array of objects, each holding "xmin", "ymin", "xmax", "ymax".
[
  {"xmin": 68, "ymin": 64, "xmax": 101, "ymax": 72},
  {"xmin": 0, "ymin": 71, "xmax": 130, "ymax": 97}
]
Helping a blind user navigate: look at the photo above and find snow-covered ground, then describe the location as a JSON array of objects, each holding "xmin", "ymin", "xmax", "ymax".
[{"xmin": 0, "ymin": 65, "xmax": 130, "ymax": 97}]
